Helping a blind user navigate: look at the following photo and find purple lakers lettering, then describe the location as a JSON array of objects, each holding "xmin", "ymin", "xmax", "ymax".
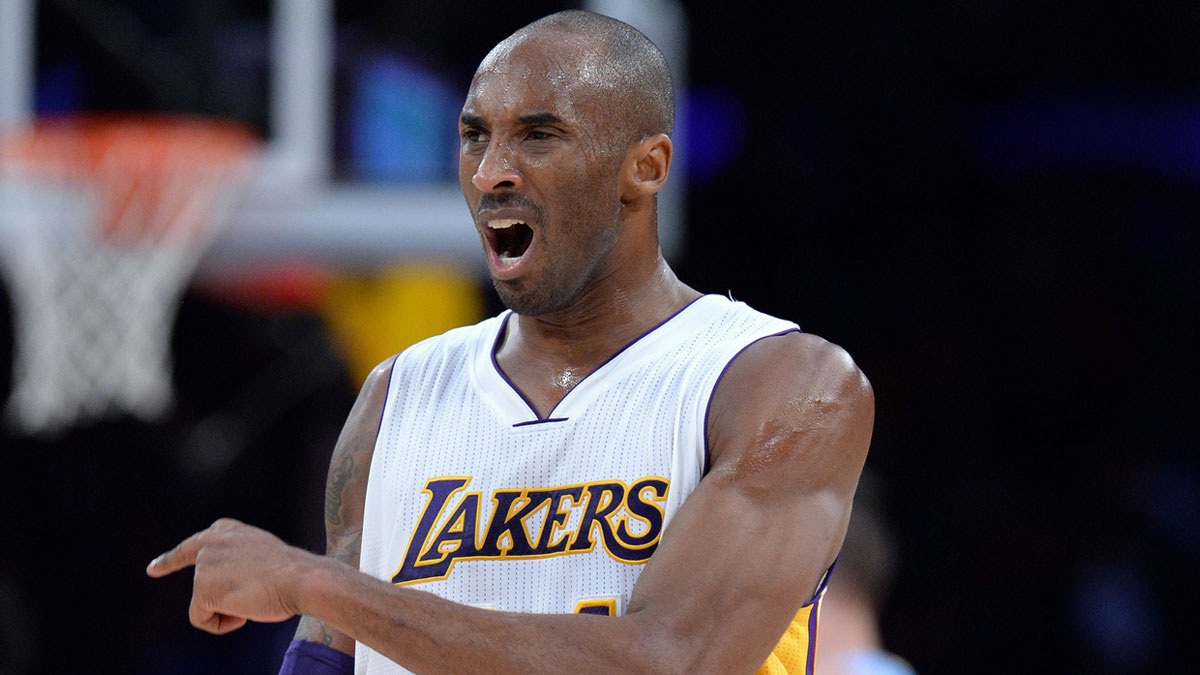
[{"xmin": 392, "ymin": 476, "xmax": 670, "ymax": 585}]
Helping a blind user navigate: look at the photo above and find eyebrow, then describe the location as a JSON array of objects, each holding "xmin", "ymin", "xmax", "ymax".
[
  {"xmin": 459, "ymin": 111, "xmax": 566, "ymax": 127},
  {"xmin": 516, "ymin": 112, "xmax": 564, "ymax": 126}
]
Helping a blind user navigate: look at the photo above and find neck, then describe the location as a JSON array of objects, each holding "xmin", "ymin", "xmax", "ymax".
[
  {"xmin": 494, "ymin": 252, "xmax": 699, "ymax": 417},
  {"xmin": 511, "ymin": 254, "xmax": 697, "ymax": 365}
]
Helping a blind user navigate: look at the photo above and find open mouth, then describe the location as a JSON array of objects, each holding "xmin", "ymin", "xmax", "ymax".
[{"xmin": 487, "ymin": 218, "xmax": 535, "ymax": 264}]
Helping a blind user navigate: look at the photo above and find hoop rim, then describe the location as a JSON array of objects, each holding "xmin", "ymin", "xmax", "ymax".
[
  {"xmin": 0, "ymin": 114, "xmax": 262, "ymax": 242},
  {"xmin": 0, "ymin": 113, "xmax": 260, "ymax": 166}
]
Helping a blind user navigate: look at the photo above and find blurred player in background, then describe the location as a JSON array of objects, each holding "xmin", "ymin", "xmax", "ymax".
[
  {"xmin": 148, "ymin": 10, "xmax": 874, "ymax": 674},
  {"xmin": 815, "ymin": 475, "xmax": 917, "ymax": 675}
]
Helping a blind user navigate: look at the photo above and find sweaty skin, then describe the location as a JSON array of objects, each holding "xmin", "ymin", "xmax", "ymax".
[{"xmin": 146, "ymin": 19, "xmax": 874, "ymax": 675}]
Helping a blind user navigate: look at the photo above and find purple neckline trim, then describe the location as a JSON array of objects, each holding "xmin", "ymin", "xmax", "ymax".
[
  {"xmin": 490, "ymin": 294, "xmax": 711, "ymax": 423},
  {"xmin": 490, "ymin": 312, "xmax": 543, "ymax": 420},
  {"xmin": 511, "ymin": 417, "xmax": 570, "ymax": 428}
]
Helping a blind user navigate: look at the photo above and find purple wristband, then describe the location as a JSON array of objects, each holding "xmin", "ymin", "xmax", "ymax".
[{"xmin": 278, "ymin": 640, "xmax": 354, "ymax": 675}]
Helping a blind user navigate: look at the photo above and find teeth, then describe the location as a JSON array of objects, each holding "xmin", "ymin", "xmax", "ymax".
[
  {"xmin": 498, "ymin": 254, "xmax": 520, "ymax": 265},
  {"xmin": 488, "ymin": 218, "xmax": 524, "ymax": 229}
]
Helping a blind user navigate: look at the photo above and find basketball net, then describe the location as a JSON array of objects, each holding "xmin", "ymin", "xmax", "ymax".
[{"xmin": 0, "ymin": 116, "xmax": 259, "ymax": 436}]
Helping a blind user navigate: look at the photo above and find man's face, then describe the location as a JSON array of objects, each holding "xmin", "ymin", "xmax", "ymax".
[{"xmin": 459, "ymin": 33, "xmax": 628, "ymax": 317}]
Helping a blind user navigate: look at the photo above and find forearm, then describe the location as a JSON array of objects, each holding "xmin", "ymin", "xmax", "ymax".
[
  {"xmin": 295, "ymin": 556, "xmax": 669, "ymax": 675},
  {"xmin": 294, "ymin": 615, "xmax": 355, "ymax": 655}
]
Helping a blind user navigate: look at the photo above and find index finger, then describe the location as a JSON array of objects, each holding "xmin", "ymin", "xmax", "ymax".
[{"xmin": 145, "ymin": 532, "xmax": 202, "ymax": 578}]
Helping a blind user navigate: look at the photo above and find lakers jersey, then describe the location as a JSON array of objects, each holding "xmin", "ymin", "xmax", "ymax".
[{"xmin": 356, "ymin": 294, "xmax": 821, "ymax": 674}]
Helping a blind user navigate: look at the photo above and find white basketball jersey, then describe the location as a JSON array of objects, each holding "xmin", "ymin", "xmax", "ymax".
[{"xmin": 355, "ymin": 294, "xmax": 798, "ymax": 674}]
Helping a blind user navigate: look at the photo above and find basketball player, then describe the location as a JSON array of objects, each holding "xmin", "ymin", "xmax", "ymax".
[
  {"xmin": 814, "ymin": 477, "xmax": 917, "ymax": 675},
  {"xmin": 147, "ymin": 11, "xmax": 874, "ymax": 675}
]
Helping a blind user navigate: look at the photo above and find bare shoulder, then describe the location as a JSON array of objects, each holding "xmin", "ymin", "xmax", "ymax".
[
  {"xmin": 706, "ymin": 331, "xmax": 874, "ymax": 494},
  {"xmin": 348, "ymin": 355, "xmax": 399, "ymax": 434},
  {"xmin": 329, "ymin": 356, "xmax": 396, "ymax": 471},
  {"xmin": 326, "ymin": 354, "xmax": 398, "ymax": 526},
  {"xmin": 333, "ymin": 357, "xmax": 398, "ymax": 461}
]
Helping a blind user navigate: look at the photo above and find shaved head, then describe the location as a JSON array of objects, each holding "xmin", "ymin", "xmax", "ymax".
[
  {"xmin": 460, "ymin": 10, "xmax": 678, "ymax": 316},
  {"xmin": 487, "ymin": 10, "xmax": 674, "ymax": 144}
]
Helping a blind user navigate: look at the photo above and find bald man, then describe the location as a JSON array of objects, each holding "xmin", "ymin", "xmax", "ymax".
[{"xmin": 147, "ymin": 11, "xmax": 874, "ymax": 675}]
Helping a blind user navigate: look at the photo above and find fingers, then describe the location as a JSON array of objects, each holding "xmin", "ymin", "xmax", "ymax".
[
  {"xmin": 146, "ymin": 531, "xmax": 203, "ymax": 578},
  {"xmin": 189, "ymin": 596, "xmax": 214, "ymax": 631},
  {"xmin": 146, "ymin": 519, "xmax": 244, "ymax": 578},
  {"xmin": 147, "ymin": 518, "xmax": 283, "ymax": 637},
  {"xmin": 189, "ymin": 598, "xmax": 247, "ymax": 635},
  {"xmin": 216, "ymin": 615, "xmax": 248, "ymax": 634}
]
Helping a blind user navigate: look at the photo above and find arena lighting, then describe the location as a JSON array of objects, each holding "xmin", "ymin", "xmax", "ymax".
[{"xmin": 0, "ymin": 0, "xmax": 688, "ymax": 270}]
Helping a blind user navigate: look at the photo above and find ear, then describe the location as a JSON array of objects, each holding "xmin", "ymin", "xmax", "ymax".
[{"xmin": 620, "ymin": 134, "xmax": 673, "ymax": 203}]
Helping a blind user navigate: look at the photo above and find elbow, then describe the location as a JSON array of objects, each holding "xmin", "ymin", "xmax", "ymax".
[
  {"xmin": 615, "ymin": 613, "xmax": 694, "ymax": 675},
  {"xmin": 618, "ymin": 617, "xmax": 751, "ymax": 675}
]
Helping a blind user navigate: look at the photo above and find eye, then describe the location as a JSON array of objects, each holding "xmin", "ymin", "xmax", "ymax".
[
  {"xmin": 526, "ymin": 129, "xmax": 556, "ymax": 141},
  {"xmin": 461, "ymin": 127, "xmax": 488, "ymax": 144}
]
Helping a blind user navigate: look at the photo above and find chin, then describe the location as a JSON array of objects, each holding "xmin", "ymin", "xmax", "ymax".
[
  {"xmin": 493, "ymin": 280, "xmax": 543, "ymax": 316},
  {"xmin": 492, "ymin": 278, "xmax": 567, "ymax": 317}
]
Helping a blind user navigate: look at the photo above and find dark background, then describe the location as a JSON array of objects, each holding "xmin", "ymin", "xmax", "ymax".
[{"xmin": 2, "ymin": 1, "xmax": 1196, "ymax": 673}]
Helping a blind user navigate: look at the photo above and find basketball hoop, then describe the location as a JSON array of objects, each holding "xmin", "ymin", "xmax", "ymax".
[{"xmin": 0, "ymin": 115, "xmax": 259, "ymax": 436}]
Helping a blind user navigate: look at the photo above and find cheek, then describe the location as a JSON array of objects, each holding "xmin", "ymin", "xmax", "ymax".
[
  {"xmin": 560, "ymin": 166, "xmax": 611, "ymax": 209},
  {"xmin": 553, "ymin": 169, "xmax": 623, "ymax": 242},
  {"xmin": 458, "ymin": 147, "xmax": 477, "ymax": 178},
  {"xmin": 582, "ymin": 159, "xmax": 624, "ymax": 212}
]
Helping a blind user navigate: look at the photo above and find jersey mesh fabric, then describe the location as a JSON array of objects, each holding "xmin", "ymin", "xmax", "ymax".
[
  {"xmin": 356, "ymin": 294, "xmax": 799, "ymax": 675},
  {"xmin": 755, "ymin": 593, "xmax": 825, "ymax": 675}
]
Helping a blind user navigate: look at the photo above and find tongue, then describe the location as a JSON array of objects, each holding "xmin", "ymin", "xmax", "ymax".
[{"xmin": 498, "ymin": 222, "xmax": 533, "ymax": 258}]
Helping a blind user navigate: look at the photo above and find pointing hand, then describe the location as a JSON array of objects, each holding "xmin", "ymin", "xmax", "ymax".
[{"xmin": 147, "ymin": 518, "xmax": 309, "ymax": 634}]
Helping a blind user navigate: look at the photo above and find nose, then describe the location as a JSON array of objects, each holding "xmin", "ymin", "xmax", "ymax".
[{"xmin": 471, "ymin": 140, "xmax": 523, "ymax": 192}]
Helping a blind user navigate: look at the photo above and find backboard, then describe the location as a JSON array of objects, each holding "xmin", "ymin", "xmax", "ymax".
[{"xmin": 0, "ymin": 0, "xmax": 688, "ymax": 277}]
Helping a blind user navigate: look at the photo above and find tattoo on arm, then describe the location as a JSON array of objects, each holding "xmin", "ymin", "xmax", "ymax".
[
  {"xmin": 295, "ymin": 616, "xmax": 338, "ymax": 646},
  {"xmin": 294, "ymin": 444, "xmax": 364, "ymax": 649},
  {"xmin": 292, "ymin": 357, "xmax": 389, "ymax": 655},
  {"xmin": 325, "ymin": 451, "xmax": 354, "ymax": 528},
  {"xmin": 291, "ymin": 456, "xmax": 365, "ymax": 653},
  {"xmin": 324, "ymin": 448, "xmax": 364, "ymax": 564}
]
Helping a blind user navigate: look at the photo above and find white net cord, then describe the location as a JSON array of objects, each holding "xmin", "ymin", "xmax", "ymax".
[{"xmin": 0, "ymin": 130, "xmax": 255, "ymax": 436}]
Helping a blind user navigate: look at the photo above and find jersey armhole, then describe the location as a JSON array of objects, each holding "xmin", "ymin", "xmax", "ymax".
[{"xmin": 700, "ymin": 327, "xmax": 802, "ymax": 475}]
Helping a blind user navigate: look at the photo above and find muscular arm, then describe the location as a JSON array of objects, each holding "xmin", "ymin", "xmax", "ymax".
[
  {"xmin": 631, "ymin": 332, "xmax": 874, "ymax": 669},
  {"xmin": 149, "ymin": 333, "xmax": 873, "ymax": 675},
  {"xmin": 292, "ymin": 357, "xmax": 393, "ymax": 654}
]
